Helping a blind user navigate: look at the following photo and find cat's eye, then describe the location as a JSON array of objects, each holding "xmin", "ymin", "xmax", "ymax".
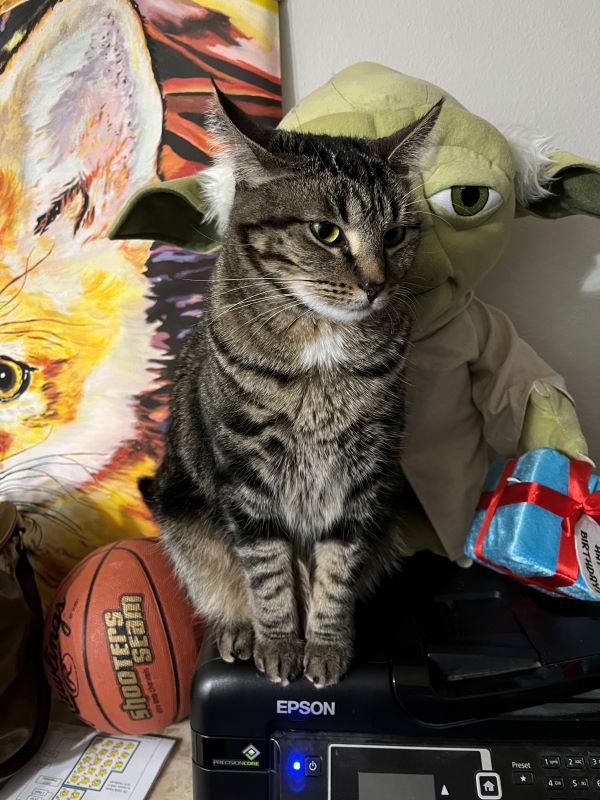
[
  {"xmin": 0, "ymin": 356, "xmax": 35, "ymax": 403},
  {"xmin": 429, "ymin": 186, "xmax": 503, "ymax": 218},
  {"xmin": 310, "ymin": 221, "xmax": 343, "ymax": 247},
  {"xmin": 383, "ymin": 226, "xmax": 406, "ymax": 248}
]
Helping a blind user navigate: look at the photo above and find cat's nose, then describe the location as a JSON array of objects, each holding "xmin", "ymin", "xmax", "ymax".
[{"xmin": 359, "ymin": 281, "xmax": 385, "ymax": 302}]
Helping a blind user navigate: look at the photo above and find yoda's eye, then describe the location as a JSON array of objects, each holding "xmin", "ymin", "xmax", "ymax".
[
  {"xmin": 383, "ymin": 226, "xmax": 406, "ymax": 248},
  {"xmin": 429, "ymin": 186, "xmax": 503, "ymax": 218},
  {"xmin": 0, "ymin": 356, "xmax": 34, "ymax": 403},
  {"xmin": 310, "ymin": 221, "xmax": 343, "ymax": 246}
]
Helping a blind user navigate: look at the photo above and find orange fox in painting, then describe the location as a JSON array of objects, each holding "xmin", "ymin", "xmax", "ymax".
[{"xmin": 0, "ymin": 0, "xmax": 164, "ymax": 600}]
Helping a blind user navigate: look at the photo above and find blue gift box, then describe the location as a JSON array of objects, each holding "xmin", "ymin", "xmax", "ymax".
[{"xmin": 465, "ymin": 448, "xmax": 600, "ymax": 600}]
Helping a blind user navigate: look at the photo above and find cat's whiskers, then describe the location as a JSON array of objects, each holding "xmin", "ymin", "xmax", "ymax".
[
  {"xmin": 393, "ymin": 289, "xmax": 419, "ymax": 322},
  {"xmin": 189, "ymin": 223, "xmax": 303, "ymax": 255},
  {"xmin": 211, "ymin": 291, "xmax": 287, "ymax": 322},
  {"xmin": 244, "ymin": 298, "xmax": 308, "ymax": 332},
  {"xmin": 281, "ymin": 305, "xmax": 316, "ymax": 336},
  {"xmin": 401, "ymin": 199, "xmax": 454, "ymax": 229},
  {"xmin": 398, "ymin": 179, "xmax": 428, "ymax": 203},
  {"xmin": 216, "ymin": 278, "xmax": 318, "ymax": 295}
]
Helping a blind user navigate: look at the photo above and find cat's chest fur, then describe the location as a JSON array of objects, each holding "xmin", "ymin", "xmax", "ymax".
[
  {"xmin": 274, "ymin": 371, "xmax": 396, "ymax": 536},
  {"xmin": 261, "ymin": 336, "xmax": 402, "ymax": 536}
]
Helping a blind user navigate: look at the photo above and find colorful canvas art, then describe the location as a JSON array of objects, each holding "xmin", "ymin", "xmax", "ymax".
[{"xmin": 0, "ymin": 0, "xmax": 281, "ymax": 602}]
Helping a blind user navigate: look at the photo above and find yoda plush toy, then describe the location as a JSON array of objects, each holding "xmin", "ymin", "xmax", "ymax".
[{"xmin": 110, "ymin": 62, "xmax": 600, "ymax": 563}]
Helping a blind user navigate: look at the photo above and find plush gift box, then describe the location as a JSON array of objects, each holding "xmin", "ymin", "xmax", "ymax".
[{"xmin": 465, "ymin": 448, "xmax": 600, "ymax": 600}]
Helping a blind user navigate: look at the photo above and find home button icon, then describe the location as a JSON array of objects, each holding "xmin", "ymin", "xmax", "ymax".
[{"xmin": 476, "ymin": 772, "xmax": 502, "ymax": 799}]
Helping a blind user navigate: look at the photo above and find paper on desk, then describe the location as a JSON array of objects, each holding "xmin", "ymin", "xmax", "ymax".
[{"xmin": 0, "ymin": 723, "xmax": 175, "ymax": 800}]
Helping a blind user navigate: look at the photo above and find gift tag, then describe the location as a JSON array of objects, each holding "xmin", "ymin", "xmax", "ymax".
[{"xmin": 575, "ymin": 515, "xmax": 600, "ymax": 596}]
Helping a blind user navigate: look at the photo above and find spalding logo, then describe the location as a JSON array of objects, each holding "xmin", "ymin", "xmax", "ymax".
[
  {"xmin": 276, "ymin": 700, "xmax": 336, "ymax": 716},
  {"xmin": 61, "ymin": 653, "xmax": 79, "ymax": 699},
  {"xmin": 44, "ymin": 601, "xmax": 80, "ymax": 714}
]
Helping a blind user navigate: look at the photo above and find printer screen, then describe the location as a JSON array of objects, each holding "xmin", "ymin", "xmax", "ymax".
[{"xmin": 359, "ymin": 772, "xmax": 435, "ymax": 800}]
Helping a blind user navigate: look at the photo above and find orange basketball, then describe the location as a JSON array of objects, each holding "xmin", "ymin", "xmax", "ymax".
[{"xmin": 43, "ymin": 538, "xmax": 205, "ymax": 734}]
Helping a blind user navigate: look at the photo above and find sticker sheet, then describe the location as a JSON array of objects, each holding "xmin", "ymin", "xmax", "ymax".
[{"xmin": 0, "ymin": 724, "xmax": 175, "ymax": 800}]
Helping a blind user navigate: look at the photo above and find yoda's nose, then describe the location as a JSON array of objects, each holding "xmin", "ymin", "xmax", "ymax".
[{"xmin": 359, "ymin": 281, "xmax": 385, "ymax": 302}]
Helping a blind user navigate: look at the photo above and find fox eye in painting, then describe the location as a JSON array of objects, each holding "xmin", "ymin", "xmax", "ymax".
[
  {"xmin": 430, "ymin": 186, "xmax": 503, "ymax": 218},
  {"xmin": 0, "ymin": 356, "xmax": 35, "ymax": 403}
]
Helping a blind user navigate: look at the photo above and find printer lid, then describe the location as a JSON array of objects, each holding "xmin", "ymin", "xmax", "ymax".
[{"xmin": 383, "ymin": 554, "xmax": 600, "ymax": 725}]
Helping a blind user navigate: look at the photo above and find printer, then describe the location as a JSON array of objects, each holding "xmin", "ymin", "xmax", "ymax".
[{"xmin": 190, "ymin": 554, "xmax": 600, "ymax": 799}]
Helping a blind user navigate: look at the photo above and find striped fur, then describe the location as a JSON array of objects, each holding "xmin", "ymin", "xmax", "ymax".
[{"xmin": 143, "ymin": 93, "xmax": 441, "ymax": 686}]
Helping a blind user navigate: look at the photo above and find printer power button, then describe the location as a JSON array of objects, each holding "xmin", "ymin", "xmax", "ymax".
[{"xmin": 305, "ymin": 757, "xmax": 322, "ymax": 777}]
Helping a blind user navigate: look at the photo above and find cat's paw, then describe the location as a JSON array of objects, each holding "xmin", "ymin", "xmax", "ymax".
[
  {"xmin": 215, "ymin": 621, "xmax": 255, "ymax": 663},
  {"xmin": 254, "ymin": 637, "xmax": 304, "ymax": 685},
  {"xmin": 303, "ymin": 639, "xmax": 353, "ymax": 687}
]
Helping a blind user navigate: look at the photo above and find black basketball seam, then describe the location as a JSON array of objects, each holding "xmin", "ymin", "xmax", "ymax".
[
  {"xmin": 113, "ymin": 543, "xmax": 182, "ymax": 722},
  {"xmin": 82, "ymin": 545, "xmax": 128, "ymax": 734}
]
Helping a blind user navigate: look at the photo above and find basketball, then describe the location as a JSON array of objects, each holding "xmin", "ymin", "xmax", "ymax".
[{"xmin": 43, "ymin": 538, "xmax": 205, "ymax": 734}]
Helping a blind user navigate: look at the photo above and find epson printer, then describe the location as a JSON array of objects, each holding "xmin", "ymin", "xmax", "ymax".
[{"xmin": 190, "ymin": 554, "xmax": 600, "ymax": 799}]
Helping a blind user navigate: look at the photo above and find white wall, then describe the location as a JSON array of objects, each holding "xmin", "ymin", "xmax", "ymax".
[{"xmin": 280, "ymin": 0, "xmax": 600, "ymax": 460}]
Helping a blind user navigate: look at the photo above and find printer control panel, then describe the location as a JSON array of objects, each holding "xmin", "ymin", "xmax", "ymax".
[{"xmin": 273, "ymin": 734, "xmax": 600, "ymax": 800}]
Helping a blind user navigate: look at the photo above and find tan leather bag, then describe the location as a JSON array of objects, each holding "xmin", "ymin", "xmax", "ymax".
[{"xmin": 0, "ymin": 501, "xmax": 50, "ymax": 783}]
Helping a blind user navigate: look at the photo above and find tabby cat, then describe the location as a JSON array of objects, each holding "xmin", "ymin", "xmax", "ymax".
[{"xmin": 142, "ymin": 86, "xmax": 442, "ymax": 686}]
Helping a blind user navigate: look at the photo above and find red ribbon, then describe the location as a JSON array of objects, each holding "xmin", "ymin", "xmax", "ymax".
[{"xmin": 474, "ymin": 458, "xmax": 600, "ymax": 597}]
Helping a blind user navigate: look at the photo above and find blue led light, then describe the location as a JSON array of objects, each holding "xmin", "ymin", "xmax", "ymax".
[{"xmin": 287, "ymin": 753, "xmax": 307, "ymax": 792}]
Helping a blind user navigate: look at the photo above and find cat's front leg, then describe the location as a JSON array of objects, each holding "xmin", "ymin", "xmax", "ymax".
[
  {"xmin": 236, "ymin": 536, "xmax": 304, "ymax": 685},
  {"xmin": 304, "ymin": 538, "xmax": 364, "ymax": 687}
]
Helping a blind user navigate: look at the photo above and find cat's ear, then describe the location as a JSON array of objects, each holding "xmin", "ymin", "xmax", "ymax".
[
  {"xmin": 378, "ymin": 99, "xmax": 444, "ymax": 169},
  {"xmin": 208, "ymin": 81, "xmax": 291, "ymax": 185},
  {"xmin": 110, "ymin": 85, "xmax": 281, "ymax": 250}
]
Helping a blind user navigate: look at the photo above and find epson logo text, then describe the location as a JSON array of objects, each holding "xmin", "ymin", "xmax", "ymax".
[{"xmin": 276, "ymin": 700, "xmax": 336, "ymax": 716}]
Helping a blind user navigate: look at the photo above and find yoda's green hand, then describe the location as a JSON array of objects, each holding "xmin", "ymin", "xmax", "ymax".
[{"xmin": 520, "ymin": 382, "xmax": 593, "ymax": 465}]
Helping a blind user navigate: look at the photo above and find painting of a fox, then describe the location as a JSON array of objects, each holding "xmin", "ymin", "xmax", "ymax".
[{"xmin": 0, "ymin": 0, "xmax": 281, "ymax": 602}]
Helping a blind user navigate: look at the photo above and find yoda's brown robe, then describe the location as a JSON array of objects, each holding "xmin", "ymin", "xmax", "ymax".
[{"xmin": 402, "ymin": 294, "xmax": 567, "ymax": 561}]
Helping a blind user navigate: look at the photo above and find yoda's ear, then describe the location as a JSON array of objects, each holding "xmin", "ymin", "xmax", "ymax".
[
  {"xmin": 525, "ymin": 151, "xmax": 600, "ymax": 219},
  {"xmin": 108, "ymin": 176, "xmax": 222, "ymax": 252}
]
